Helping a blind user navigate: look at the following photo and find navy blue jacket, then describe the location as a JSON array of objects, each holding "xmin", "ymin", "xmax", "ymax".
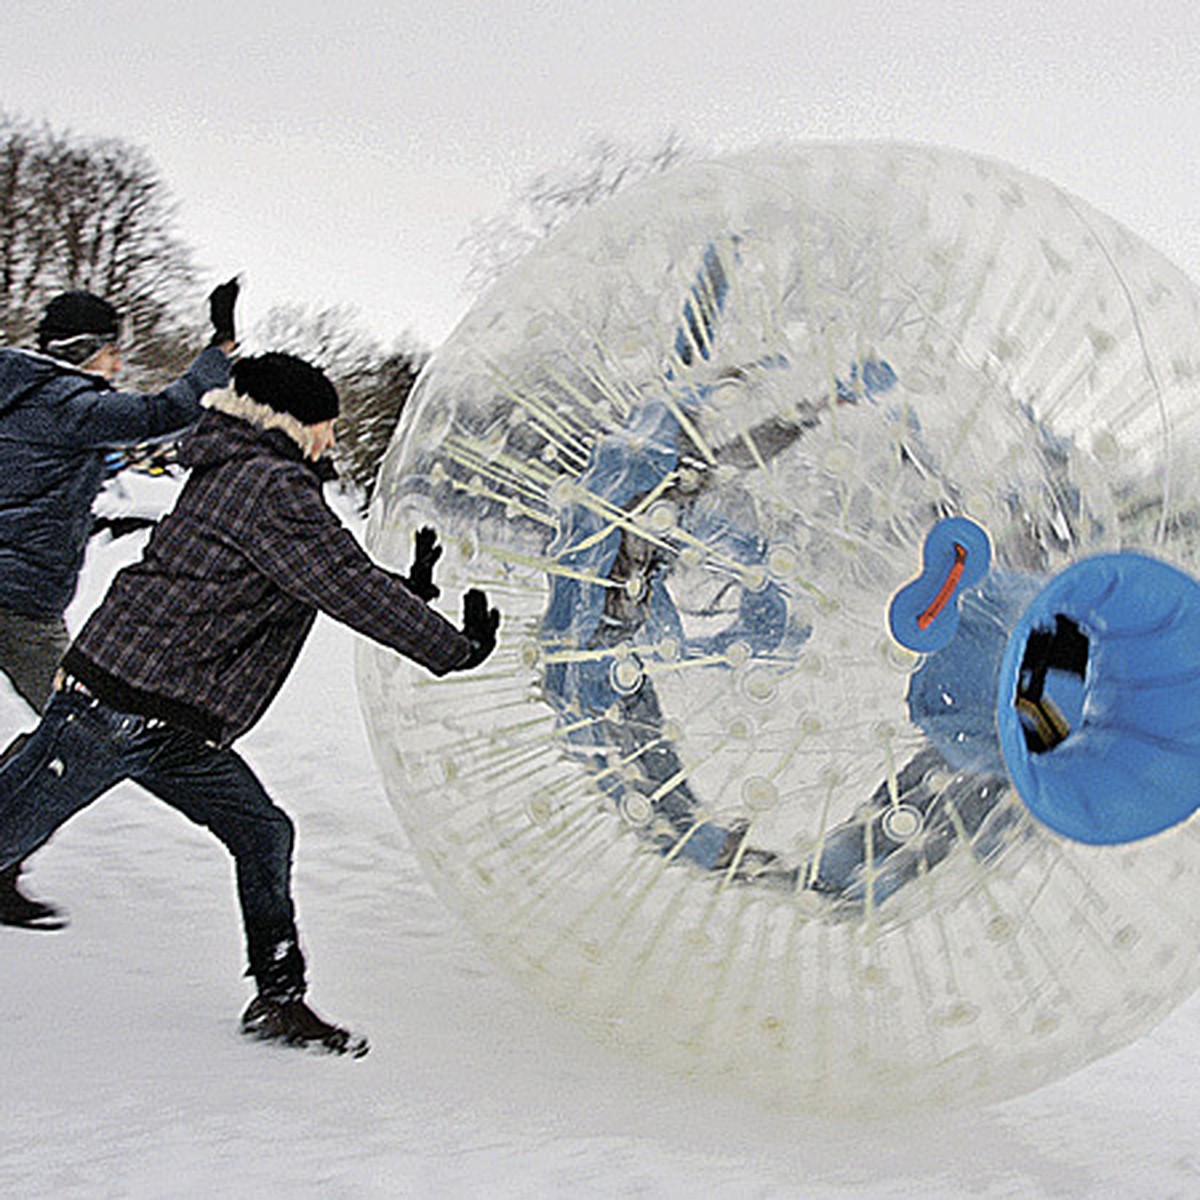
[{"xmin": 0, "ymin": 346, "xmax": 231, "ymax": 619}]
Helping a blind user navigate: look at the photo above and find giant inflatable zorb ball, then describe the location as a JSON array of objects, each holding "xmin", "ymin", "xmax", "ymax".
[{"xmin": 357, "ymin": 143, "xmax": 1200, "ymax": 1113}]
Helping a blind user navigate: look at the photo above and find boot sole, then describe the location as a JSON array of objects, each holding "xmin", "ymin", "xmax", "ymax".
[
  {"xmin": 1, "ymin": 914, "xmax": 69, "ymax": 931},
  {"xmin": 240, "ymin": 1024, "xmax": 370, "ymax": 1059}
]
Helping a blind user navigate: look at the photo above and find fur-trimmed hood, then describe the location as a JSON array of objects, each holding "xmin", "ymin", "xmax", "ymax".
[
  {"xmin": 180, "ymin": 393, "xmax": 338, "ymax": 483},
  {"xmin": 200, "ymin": 384, "xmax": 330, "ymax": 459}
]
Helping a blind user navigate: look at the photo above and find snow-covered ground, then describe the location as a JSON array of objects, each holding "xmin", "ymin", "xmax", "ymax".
[{"xmin": 3, "ymin": 484, "xmax": 1200, "ymax": 1199}]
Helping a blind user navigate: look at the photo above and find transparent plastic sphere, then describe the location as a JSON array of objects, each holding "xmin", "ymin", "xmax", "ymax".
[{"xmin": 357, "ymin": 143, "xmax": 1200, "ymax": 1113}]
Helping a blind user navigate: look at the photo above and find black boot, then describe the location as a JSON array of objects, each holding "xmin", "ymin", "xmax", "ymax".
[
  {"xmin": 0, "ymin": 861, "xmax": 67, "ymax": 931},
  {"xmin": 241, "ymin": 994, "xmax": 369, "ymax": 1058}
]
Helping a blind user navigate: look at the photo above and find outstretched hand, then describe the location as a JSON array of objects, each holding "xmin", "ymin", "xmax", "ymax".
[
  {"xmin": 459, "ymin": 587, "xmax": 500, "ymax": 669},
  {"xmin": 405, "ymin": 526, "xmax": 442, "ymax": 601},
  {"xmin": 208, "ymin": 276, "xmax": 240, "ymax": 347}
]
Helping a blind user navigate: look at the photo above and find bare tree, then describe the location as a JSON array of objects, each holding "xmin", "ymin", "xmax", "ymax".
[
  {"xmin": 0, "ymin": 109, "xmax": 423, "ymax": 504},
  {"xmin": 0, "ymin": 111, "xmax": 199, "ymax": 382},
  {"xmin": 335, "ymin": 347, "xmax": 426, "ymax": 507},
  {"xmin": 255, "ymin": 301, "xmax": 380, "ymax": 383},
  {"xmin": 462, "ymin": 130, "xmax": 698, "ymax": 294},
  {"xmin": 0, "ymin": 115, "xmax": 57, "ymax": 343}
]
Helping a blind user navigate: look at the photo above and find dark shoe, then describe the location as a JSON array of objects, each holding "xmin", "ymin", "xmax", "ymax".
[
  {"xmin": 0, "ymin": 863, "xmax": 67, "ymax": 931},
  {"xmin": 713, "ymin": 823, "xmax": 799, "ymax": 890},
  {"xmin": 240, "ymin": 994, "xmax": 369, "ymax": 1058}
]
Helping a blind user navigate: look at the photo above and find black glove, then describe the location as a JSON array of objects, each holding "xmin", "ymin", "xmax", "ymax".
[
  {"xmin": 208, "ymin": 276, "xmax": 240, "ymax": 346},
  {"xmin": 404, "ymin": 526, "xmax": 442, "ymax": 601},
  {"xmin": 457, "ymin": 588, "xmax": 500, "ymax": 669},
  {"xmin": 90, "ymin": 513, "xmax": 158, "ymax": 541}
]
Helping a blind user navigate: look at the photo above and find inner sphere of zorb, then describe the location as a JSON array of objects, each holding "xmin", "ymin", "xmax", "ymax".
[{"xmin": 357, "ymin": 143, "xmax": 1200, "ymax": 1113}]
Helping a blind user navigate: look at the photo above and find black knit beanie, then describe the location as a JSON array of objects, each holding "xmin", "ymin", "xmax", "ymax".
[
  {"xmin": 37, "ymin": 291, "xmax": 122, "ymax": 363},
  {"xmin": 232, "ymin": 352, "xmax": 340, "ymax": 425}
]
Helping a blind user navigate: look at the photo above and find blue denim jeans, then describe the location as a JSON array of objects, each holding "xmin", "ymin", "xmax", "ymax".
[{"xmin": 0, "ymin": 689, "xmax": 305, "ymax": 998}]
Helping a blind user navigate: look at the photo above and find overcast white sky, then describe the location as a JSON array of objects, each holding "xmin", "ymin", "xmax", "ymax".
[{"xmin": 4, "ymin": 1, "xmax": 1199, "ymax": 349}]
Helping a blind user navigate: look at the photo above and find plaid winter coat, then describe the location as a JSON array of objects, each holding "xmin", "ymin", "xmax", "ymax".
[{"xmin": 63, "ymin": 402, "xmax": 473, "ymax": 745}]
